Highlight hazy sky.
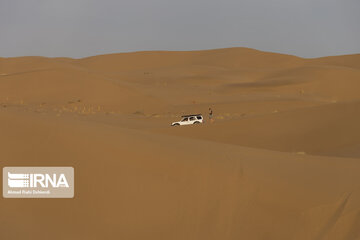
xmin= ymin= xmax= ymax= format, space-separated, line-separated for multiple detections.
xmin=1 ymin=0 xmax=359 ymax=58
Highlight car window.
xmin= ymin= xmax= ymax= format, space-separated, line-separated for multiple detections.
xmin=181 ymin=118 xmax=188 ymax=122
xmin=190 ymin=117 xmax=196 ymax=121
xmin=197 ymin=116 xmax=202 ymax=120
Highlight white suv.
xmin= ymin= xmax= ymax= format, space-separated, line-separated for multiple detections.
xmin=171 ymin=114 xmax=204 ymax=126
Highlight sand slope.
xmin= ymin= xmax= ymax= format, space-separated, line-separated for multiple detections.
xmin=156 ymin=101 xmax=360 ymax=158
xmin=1 ymin=48 xmax=360 ymax=240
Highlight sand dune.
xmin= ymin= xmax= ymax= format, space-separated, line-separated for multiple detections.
xmin=156 ymin=101 xmax=360 ymax=158
xmin=1 ymin=47 xmax=360 ymax=240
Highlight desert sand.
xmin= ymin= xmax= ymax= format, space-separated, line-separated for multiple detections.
xmin=1 ymin=47 xmax=360 ymax=240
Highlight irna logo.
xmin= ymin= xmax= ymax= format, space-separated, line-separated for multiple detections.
xmin=8 ymin=172 xmax=69 ymax=188
xmin=3 ymin=167 xmax=74 ymax=198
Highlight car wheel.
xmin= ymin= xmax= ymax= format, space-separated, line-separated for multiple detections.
xmin=173 ymin=123 xmax=180 ymax=126
xmin=193 ymin=121 xmax=200 ymax=124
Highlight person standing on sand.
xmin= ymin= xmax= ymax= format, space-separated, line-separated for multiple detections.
xmin=209 ymin=108 xmax=213 ymax=123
